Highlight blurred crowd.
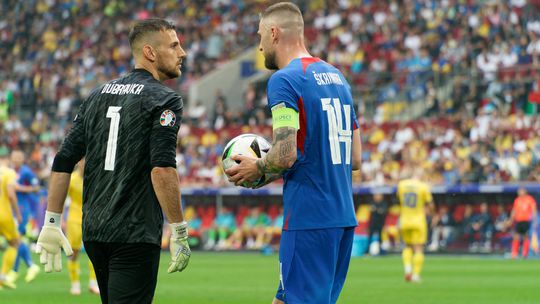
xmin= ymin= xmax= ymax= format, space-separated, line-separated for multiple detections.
xmin=178 ymin=105 xmax=540 ymax=187
xmin=187 ymin=0 xmax=540 ymax=127
xmin=359 ymin=108 xmax=540 ymax=185
xmin=0 ymin=0 xmax=267 ymax=123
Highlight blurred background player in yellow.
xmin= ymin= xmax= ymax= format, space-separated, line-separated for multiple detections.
xmin=397 ymin=170 xmax=434 ymax=283
xmin=65 ymin=159 xmax=99 ymax=295
xmin=6 ymin=150 xmax=41 ymax=286
xmin=0 ymin=153 xmax=22 ymax=289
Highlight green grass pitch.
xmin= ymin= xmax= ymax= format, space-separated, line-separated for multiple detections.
xmin=1 ymin=252 xmax=538 ymax=303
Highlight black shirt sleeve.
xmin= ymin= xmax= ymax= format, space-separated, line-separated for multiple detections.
xmin=149 ymin=93 xmax=183 ymax=168
xmin=52 ymin=99 xmax=87 ymax=173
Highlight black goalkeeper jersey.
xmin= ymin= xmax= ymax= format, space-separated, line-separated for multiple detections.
xmin=56 ymin=69 xmax=183 ymax=245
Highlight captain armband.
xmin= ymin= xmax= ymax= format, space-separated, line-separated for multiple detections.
xmin=271 ymin=106 xmax=299 ymax=130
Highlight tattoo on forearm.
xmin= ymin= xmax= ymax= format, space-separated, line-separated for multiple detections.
xmin=257 ymin=127 xmax=297 ymax=175
xmin=279 ymin=142 xmax=294 ymax=159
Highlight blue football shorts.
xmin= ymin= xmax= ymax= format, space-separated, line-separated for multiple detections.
xmin=276 ymin=227 xmax=355 ymax=304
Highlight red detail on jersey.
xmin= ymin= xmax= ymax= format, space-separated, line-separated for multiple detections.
xmin=297 ymin=97 xmax=307 ymax=155
xmin=353 ymin=119 xmax=359 ymax=130
xmin=284 ymin=213 xmax=290 ymax=230
xmin=301 ymin=57 xmax=321 ymax=74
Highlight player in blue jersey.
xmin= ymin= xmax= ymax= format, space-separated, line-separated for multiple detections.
xmin=225 ymin=2 xmax=362 ymax=303
xmin=6 ymin=150 xmax=40 ymax=285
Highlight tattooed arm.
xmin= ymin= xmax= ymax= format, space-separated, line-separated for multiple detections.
xmin=225 ymin=126 xmax=298 ymax=187
xmin=256 ymin=126 xmax=297 ymax=176
xmin=247 ymin=126 xmax=297 ymax=188
xmin=225 ymin=125 xmax=298 ymax=187
xmin=225 ymin=103 xmax=299 ymax=187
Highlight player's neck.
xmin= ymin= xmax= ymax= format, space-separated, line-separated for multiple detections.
xmin=134 ymin=62 xmax=161 ymax=81
xmin=277 ymin=43 xmax=311 ymax=69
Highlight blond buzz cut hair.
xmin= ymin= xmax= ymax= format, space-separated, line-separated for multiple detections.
xmin=261 ymin=2 xmax=304 ymax=36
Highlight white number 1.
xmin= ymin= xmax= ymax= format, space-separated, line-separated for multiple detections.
xmin=105 ymin=106 xmax=122 ymax=171
xmin=321 ymin=98 xmax=351 ymax=165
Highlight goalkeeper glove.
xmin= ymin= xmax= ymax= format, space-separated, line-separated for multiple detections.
xmin=168 ymin=221 xmax=191 ymax=273
xmin=36 ymin=211 xmax=73 ymax=272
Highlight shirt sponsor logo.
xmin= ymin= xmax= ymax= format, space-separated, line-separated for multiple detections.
xmin=160 ymin=110 xmax=176 ymax=127
xmin=101 ymin=83 xmax=145 ymax=95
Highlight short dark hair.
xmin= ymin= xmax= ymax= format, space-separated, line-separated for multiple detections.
xmin=261 ymin=2 xmax=302 ymax=19
xmin=260 ymin=2 xmax=304 ymax=32
xmin=128 ymin=18 xmax=175 ymax=49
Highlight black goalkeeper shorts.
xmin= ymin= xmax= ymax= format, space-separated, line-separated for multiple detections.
xmin=515 ymin=221 xmax=531 ymax=235
xmin=85 ymin=241 xmax=161 ymax=304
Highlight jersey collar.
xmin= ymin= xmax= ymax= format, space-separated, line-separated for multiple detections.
xmin=132 ymin=68 xmax=154 ymax=78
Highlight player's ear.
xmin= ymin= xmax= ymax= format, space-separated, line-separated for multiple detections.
xmin=142 ymin=44 xmax=157 ymax=62
xmin=270 ymin=25 xmax=279 ymax=43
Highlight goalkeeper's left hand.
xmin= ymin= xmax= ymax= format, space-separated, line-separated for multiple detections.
xmin=168 ymin=221 xmax=191 ymax=273
xmin=36 ymin=211 xmax=73 ymax=272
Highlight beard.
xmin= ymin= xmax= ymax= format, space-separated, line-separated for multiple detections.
xmin=264 ymin=51 xmax=278 ymax=70
xmin=156 ymin=53 xmax=181 ymax=80
xmin=158 ymin=63 xmax=180 ymax=80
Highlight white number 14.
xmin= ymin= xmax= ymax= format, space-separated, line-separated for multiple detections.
xmin=321 ymin=98 xmax=351 ymax=165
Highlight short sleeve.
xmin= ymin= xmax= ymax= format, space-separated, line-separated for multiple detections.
xmin=149 ymin=93 xmax=183 ymax=168
xmin=267 ymin=72 xmax=300 ymax=112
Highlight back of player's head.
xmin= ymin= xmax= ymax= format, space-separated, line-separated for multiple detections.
xmin=128 ymin=18 xmax=175 ymax=52
xmin=261 ymin=2 xmax=304 ymax=37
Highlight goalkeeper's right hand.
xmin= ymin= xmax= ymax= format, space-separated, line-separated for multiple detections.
xmin=36 ymin=211 xmax=73 ymax=272
xmin=168 ymin=221 xmax=191 ymax=273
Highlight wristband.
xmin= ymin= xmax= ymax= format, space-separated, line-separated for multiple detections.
xmin=44 ymin=211 xmax=62 ymax=228
xmin=170 ymin=221 xmax=188 ymax=239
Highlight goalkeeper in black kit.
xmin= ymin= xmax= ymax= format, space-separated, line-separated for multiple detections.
xmin=35 ymin=18 xmax=190 ymax=304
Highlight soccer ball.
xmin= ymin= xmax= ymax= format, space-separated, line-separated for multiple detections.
xmin=222 ymin=134 xmax=271 ymax=188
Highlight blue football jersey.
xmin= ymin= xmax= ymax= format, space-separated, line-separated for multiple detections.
xmin=267 ymin=57 xmax=359 ymax=230
xmin=16 ymin=165 xmax=39 ymax=205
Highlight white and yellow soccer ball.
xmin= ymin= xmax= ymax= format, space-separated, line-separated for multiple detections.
xmin=221 ymin=134 xmax=271 ymax=188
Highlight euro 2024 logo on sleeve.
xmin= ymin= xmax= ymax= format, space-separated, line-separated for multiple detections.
xmin=160 ymin=109 xmax=176 ymax=127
